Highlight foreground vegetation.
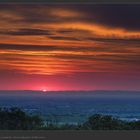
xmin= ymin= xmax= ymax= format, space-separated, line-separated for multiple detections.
xmin=0 ymin=107 xmax=140 ymax=130
xmin=0 ymin=107 xmax=43 ymax=130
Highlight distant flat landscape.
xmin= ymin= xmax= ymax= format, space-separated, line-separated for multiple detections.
xmin=0 ymin=90 xmax=140 ymax=124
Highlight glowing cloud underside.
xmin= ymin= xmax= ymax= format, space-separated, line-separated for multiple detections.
xmin=0 ymin=4 xmax=140 ymax=90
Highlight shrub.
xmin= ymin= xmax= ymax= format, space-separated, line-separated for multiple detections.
xmin=0 ymin=107 xmax=43 ymax=130
xmin=82 ymin=114 xmax=126 ymax=130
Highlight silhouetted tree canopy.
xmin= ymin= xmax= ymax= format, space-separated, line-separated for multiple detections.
xmin=0 ymin=107 xmax=43 ymax=130
xmin=0 ymin=107 xmax=140 ymax=130
xmin=82 ymin=114 xmax=126 ymax=130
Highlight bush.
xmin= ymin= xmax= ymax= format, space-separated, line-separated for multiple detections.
xmin=1 ymin=107 xmax=140 ymax=130
xmin=82 ymin=114 xmax=127 ymax=130
xmin=0 ymin=107 xmax=43 ymax=130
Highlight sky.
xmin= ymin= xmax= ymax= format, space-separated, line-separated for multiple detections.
xmin=0 ymin=4 xmax=140 ymax=91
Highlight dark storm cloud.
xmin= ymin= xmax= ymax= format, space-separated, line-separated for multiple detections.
xmin=95 ymin=54 xmax=140 ymax=64
xmin=0 ymin=4 xmax=58 ymax=23
xmin=0 ymin=4 xmax=82 ymax=24
xmin=0 ymin=43 xmax=106 ymax=52
xmin=70 ymin=4 xmax=140 ymax=31
xmin=0 ymin=40 xmax=139 ymax=54
xmin=87 ymin=37 xmax=140 ymax=43
xmin=57 ymin=29 xmax=89 ymax=33
xmin=49 ymin=36 xmax=81 ymax=41
xmin=0 ymin=28 xmax=53 ymax=36
xmin=0 ymin=43 xmax=101 ymax=52
xmin=1 ymin=4 xmax=140 ymax=31
xmin=52 ymin=53 xmax=140 ymax=65
xmin=0 ymin=43 xmax=57 ymax=51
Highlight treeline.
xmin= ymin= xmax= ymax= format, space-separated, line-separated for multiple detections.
xmin=0 ymin=107 xmax=140 ymax=130
xmin=41 ymin=114 xmax=140 ymax=130
xmin=0 ymin=107 xmax=42 ymax=130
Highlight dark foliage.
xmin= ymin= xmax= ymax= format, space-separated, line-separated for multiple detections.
xmin=82 ymin=114 xmax=127 ymax=130
xmin=0 ymin=107 xmax=43 ymax=130
xmin=1 ymin=107 xmax=140 ymax=130
xmin=127 ymin=121 xmax=140 ymax=130
xmin=81 ymin=114 xmax=140 ymax=130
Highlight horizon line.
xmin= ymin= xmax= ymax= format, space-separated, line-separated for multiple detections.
xmin=0 ymin=89 xmax=140 ymax=92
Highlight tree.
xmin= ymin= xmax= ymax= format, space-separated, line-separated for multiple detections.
xmin=0 ymin=107 xmax=43 ymax=130
xmin=82 ymin=114 xmax=125 ymax=130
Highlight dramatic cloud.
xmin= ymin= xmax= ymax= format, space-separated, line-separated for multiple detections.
xmin=0 ymin=28 xmax=53 ymax=36
xmin=0 ymin=4 xmax=140 ymax=90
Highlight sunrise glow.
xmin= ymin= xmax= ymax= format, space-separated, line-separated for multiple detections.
xmin=42 ymin=89 xmax=47 ymax=92
xmin=0 ymin=4 xmax=140 ymax=91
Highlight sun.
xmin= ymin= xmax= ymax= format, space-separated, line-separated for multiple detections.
xmin=40 ymin=86 xmax=50 ymax=92
xmin=42 ymin=89 xmax=47 ymax=92
xmin=41 ymin=87 xmax=48 ymax=92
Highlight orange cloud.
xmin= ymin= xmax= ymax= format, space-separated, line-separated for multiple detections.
xmin=0 ymin=5 xmax=140 ymax=76
xmin=44 ymin=22 xmax=140 ymax=39
xmin=48 ymin=8 xmax=82 ymax=18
